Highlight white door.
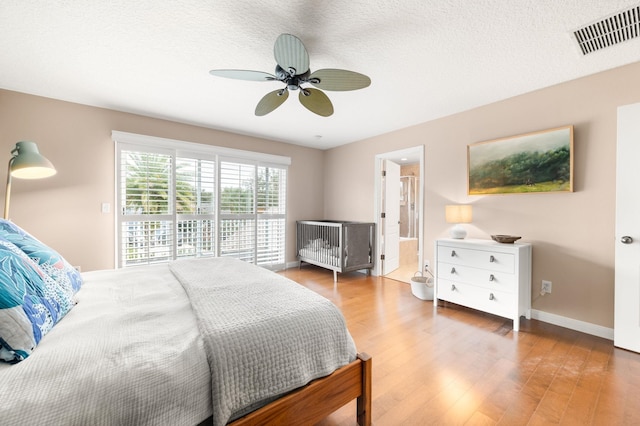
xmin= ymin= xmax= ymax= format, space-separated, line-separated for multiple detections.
xmin=614 ymin=102 xmax=640 ymax=352
xmin=383 ymin=160 xmax=400 ymax=275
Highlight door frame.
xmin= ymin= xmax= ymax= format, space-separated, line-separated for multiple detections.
xmin=381 ymin=159 xmax=401 ymax=275
xmin=373 ymin=145 xmax=424 ymax=277
xmin=614 ymin=101 xmax=640 ymax=352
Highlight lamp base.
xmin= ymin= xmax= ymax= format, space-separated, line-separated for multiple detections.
xmin=449 ymin=224 xmax=467 ymax=239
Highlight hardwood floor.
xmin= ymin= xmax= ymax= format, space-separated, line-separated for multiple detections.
xmin=279 ymin=266 xmax=640 ymax=426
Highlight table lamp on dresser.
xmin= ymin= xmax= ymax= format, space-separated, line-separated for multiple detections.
xmin=445 ymin=204 xmax=472 ymax=239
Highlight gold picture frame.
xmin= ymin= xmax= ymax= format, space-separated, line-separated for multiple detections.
xmin=468 ymin=125 xmax=574 ymax=195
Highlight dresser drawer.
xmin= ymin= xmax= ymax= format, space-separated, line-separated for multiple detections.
xmin=437 ymin=245 xmax=514 ymax=273
xmin=436 ymin=262 xmax=516 ymax=292
xmin=437 ymin=279 xmax=516 ymax=319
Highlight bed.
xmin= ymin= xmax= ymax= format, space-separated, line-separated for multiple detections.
xmin=297 ymin=220 xmax=375 ymax=282
xmin=0 ymin=220 xmax=371 ymax=426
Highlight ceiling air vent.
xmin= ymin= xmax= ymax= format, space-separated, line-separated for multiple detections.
xmin=573 ymin=5 xmax=640 ymax=55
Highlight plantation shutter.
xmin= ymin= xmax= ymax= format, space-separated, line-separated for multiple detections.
xmin=114 ymin=131 xmax=289 ymax=270
xmin=175 ymin=156 xmax=216 ymax=259
xmin=257 ymin=166 xmax=287 ymax=268
xmin=219 ymin=161 xmax=256 ymax=262
xmin=119 ymin=149 xmax=174 ymax=266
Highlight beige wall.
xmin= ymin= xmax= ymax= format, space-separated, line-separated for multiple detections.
xmin=324 ymin=61 xmax=640 ymax=329
xmin=4 ymin=61 xmax=640 ymax=329
xmin=0 ymin=89 xmax=325 ymax=271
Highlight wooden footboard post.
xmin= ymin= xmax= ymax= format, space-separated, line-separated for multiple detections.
xmin=357 ymin=353 xmax=372 ymax=426
xmin=229 ymin=353 xmax=372 ymax=426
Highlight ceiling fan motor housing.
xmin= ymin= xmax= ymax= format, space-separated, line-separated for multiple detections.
xmin=275 ymin=65 xmax=313 ymax=91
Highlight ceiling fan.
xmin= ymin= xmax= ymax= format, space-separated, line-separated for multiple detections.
xmin=209 ymin=34 xmax=371 ymax=117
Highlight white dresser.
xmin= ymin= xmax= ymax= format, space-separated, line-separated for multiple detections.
xmin=434 ymin=238 xmax=532 ymax=331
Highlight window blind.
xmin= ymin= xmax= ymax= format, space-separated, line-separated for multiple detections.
xmin=114 ymin=131 xmax=289 ymax=270
xmin=119 ymin=150 xmax=173 ymax=266
xmin=175 ymin=157 xmax=216 ymax=259
xmin=256 ymin=166 xmax=286 ymax=267
xmin=219 ymin=161 xmax=256 ymax=262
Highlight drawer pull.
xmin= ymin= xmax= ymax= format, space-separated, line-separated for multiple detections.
xmin=489 ymin=255 xmax=495 ymax=263
xmin=450 ymin=250 xmax=456 ymax=257
xmin=450 ymin=267 xmax=456 ymax=274
xmin=451 ymin=284 xmax=456 ymax=291
xmin=489 ymin=274 xmax=495 ymax=282
xmin=489 ymin=293 xmax=495 ymax=301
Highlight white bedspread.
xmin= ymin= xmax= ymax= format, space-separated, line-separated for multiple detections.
xmin=170 ymin=257 xmax=357 ymax=426
xmin=0 ymin=264 xmax=212 ymax=426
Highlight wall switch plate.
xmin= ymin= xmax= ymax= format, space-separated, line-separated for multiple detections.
xmin=101 ymin=202 xmax=111 ymax=214
xmin=541 ymin=280 xmax=552 ymax=295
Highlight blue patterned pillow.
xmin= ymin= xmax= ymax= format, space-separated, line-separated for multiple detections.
xmin=0 ymin=220 xmax=82 ymax=297
xmin=0 ymin=238 xmax=75 ymax=363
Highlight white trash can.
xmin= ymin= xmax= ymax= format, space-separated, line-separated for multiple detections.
xmin=410 ymin=272 xmax=434 ymax=301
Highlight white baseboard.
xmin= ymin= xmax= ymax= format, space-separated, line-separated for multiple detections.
xmin=286 ymin=261 xmax=300 ymax=269
xmin=530 ymin=309 xmax=614 ymax=340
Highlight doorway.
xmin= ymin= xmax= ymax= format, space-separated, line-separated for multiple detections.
xmin=374 ymin=146 xmax=424 ymax=283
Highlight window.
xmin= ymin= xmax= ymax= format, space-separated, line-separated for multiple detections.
xmin=114 ymin=131 xmax=289 ymax=270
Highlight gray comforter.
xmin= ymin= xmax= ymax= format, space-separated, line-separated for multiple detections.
xmin=170 ymin=257 xmax=357 ymax=426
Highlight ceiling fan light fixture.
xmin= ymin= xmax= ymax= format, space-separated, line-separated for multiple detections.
xmin=209 ymin=33 xmax=370 ymax=117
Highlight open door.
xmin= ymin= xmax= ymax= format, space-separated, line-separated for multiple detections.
xmin=614 ymin=102 xmax=640 ymax=352
xmin=374 ymin=146 xmax=424 ymax=280
xmin=381 ymin=159 xmax=400 ymax=275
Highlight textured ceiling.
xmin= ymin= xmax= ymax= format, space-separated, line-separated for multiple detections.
xmin=1 ymin=1 xmax=640 ymax=149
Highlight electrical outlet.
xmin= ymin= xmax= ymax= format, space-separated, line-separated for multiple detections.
xmin=541 ymin=280 xmax=552 ymax=295
xmin=424 ymin=260 xmax=430 ymax=271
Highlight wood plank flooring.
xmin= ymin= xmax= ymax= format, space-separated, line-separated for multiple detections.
xmin=278 ymin=266 xmax=640 ymax=426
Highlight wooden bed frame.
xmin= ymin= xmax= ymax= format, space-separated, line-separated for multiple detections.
xmin=230 ymin=353 xmax=372 ymax=425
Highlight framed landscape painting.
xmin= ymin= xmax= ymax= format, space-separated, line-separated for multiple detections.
xmin=468 ymin=125 xmax=574 ymax=195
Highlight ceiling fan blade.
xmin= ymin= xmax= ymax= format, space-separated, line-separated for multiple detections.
xmin=298 ymin=88 xmax=333 ymax=117
xmin=274 ymin=34 xmax=310 ymax=75
xmin=255 ymin=89 xmax=289 ymax=116
xmin=308 ymin=69 xmax=371 ymax=91
xmin=209 ymin=69 xmax=276 ymax=81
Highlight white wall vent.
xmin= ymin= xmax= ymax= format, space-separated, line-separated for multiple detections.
xmin=573 ymin=5 xmax=640 ymax=55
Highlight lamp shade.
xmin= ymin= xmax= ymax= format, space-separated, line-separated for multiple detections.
xmin=10 ymin=141 xmax=56 ymax=179
xmin=4 ymin=141 xmax=57 ymax=220
xmin=445 ymin=204 xmax=473 ymax=224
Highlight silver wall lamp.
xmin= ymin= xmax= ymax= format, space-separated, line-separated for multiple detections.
xmin=4 ymin=141 xmax=56 ymax=219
